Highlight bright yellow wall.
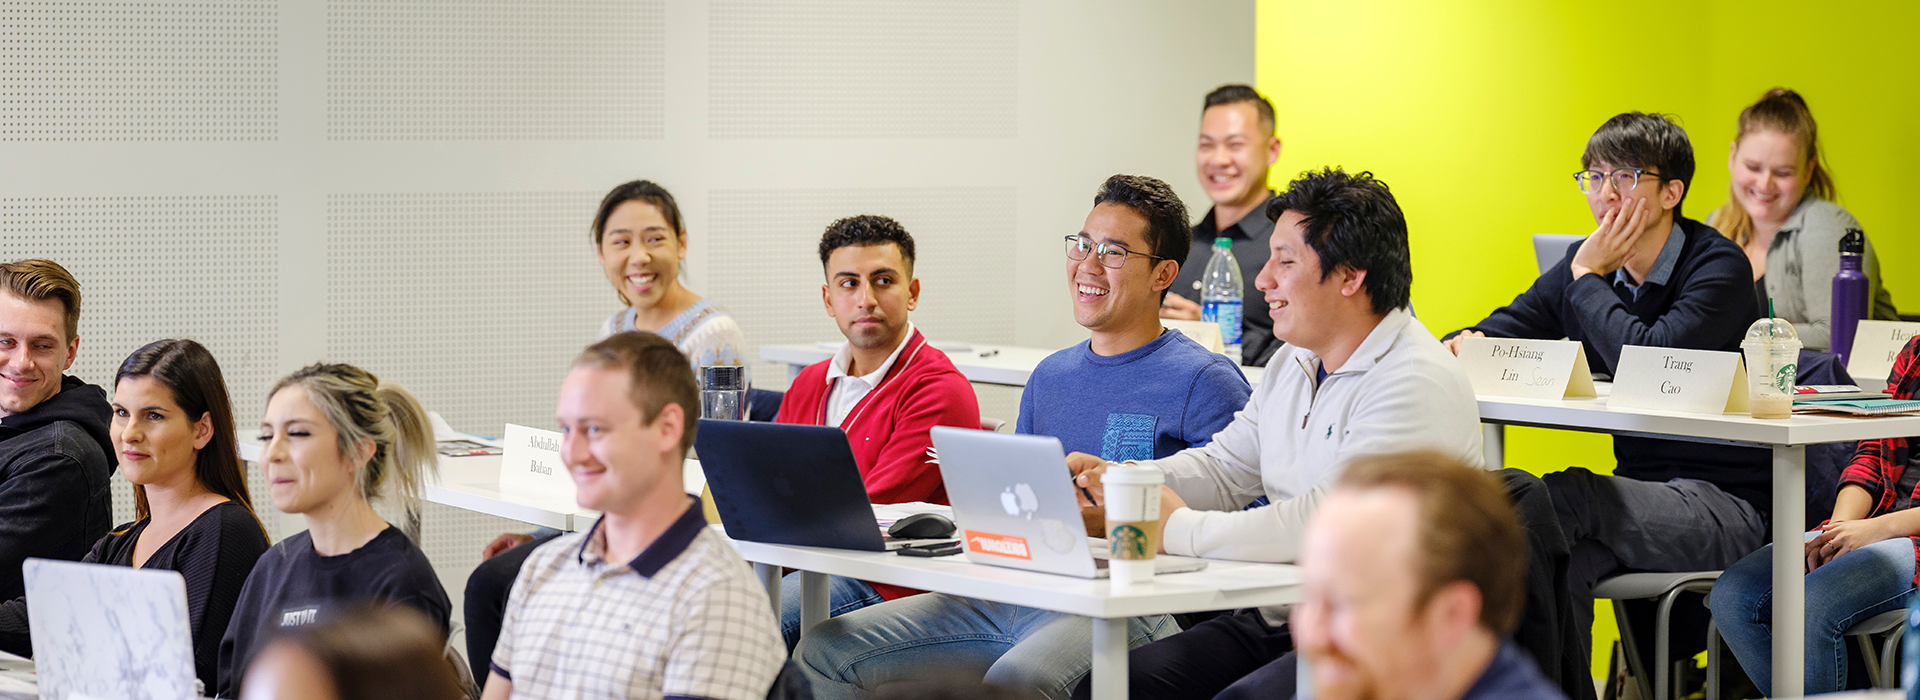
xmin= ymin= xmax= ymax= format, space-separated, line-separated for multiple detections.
xmin=1256 ymin=0 xmax=1918 ymax=679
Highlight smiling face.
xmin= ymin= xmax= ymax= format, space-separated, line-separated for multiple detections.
xmin=1729 ymin=130 xmax=1810 ymax=225
xmin=0 ymin=291 xmax=77 ymax=417
xmin=1255 ymin=210 xmax=1367 ymax=351
xmin=555 ymin=364 xmax=684 ymax=516
xmin=1196 ymin=103 xmax=1279 ymax=209
xmin=112 ymin=375 xmax=213 ymax=490
xmin=822 ymin=243 xmax=919 ymax=353
xmin=259 ymin=385 xmax=366 ymax=515
xmin=1292 ymin=488 xmax=1449 ymax=700
xmin=1068 ymin=203 xmax=1175 ymax=334
xmin=596 ymin=200 xmax=686 ymax=311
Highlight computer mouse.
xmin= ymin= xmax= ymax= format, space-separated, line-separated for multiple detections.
xmin=887 ymin=513 xmax=957 ymax=540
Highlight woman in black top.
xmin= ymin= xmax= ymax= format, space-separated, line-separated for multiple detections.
xmin=0 ymin=339 xmax=271 ymax=694
xmin=215 ymin=363 xmax=450 ymax=698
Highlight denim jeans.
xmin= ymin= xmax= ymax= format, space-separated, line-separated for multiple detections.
xmin=794 ymin=593 xmax=1178 ymax=700
xmin=1707 ymin=532 xmax=1917 ymax=695
xmin=779 ymin=572 xmax=886 ymax=650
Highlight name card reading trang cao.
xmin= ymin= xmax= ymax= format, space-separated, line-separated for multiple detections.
xmin=1456 ymin=336 xmax=1596 ymax=400
xmin=501 ymin=424 xmax=574 ymax=497
xmin=1608 ymin=345 xmax=1750 ymax=415
xmin=1848 ymin=320 xmax=1920 ymax=384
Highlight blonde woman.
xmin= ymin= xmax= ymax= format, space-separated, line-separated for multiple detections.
xmin=214 ymin=363 xmax=449 ymax=697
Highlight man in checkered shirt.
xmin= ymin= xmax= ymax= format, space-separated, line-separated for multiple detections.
xmin=481 ymin=332 xmax=785 ymax=700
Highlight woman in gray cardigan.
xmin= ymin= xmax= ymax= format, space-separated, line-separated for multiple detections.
xmin=1708 ymin=88 xmax=1900 ymax=351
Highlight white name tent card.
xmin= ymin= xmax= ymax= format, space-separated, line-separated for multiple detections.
xmin=1456 ymin=336 xmax=1595 ymax=400
xmin=1849 ymin=320 xmax=1920 ymax=384
xmin=501 ymin=424 xmax=574 ymax=497
xmin=1609 ymin=345 xmax=1749 ymax=415
xmin=1162 ymin=319 xmax=1225 ymax=354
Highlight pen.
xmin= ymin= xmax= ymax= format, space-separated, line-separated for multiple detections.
xmin=979 ymin=349 xmax=999 ymax=357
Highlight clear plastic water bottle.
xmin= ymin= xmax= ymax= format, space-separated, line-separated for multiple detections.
xmin=1201 ymin=237 xmax=1245 ymax=365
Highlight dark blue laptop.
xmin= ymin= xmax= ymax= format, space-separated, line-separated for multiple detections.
xmin=693 ymin=421 xmax=888 ymax=552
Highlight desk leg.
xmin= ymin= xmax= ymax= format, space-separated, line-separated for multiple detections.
xmin=1481 ymin=424 xmax=1505 ymax=469
xmin=754 ymin=563 xmax=781 ymax=617
xmin=1089 ymin=616 xmax=1127 ymax=700
xmin=1771 ymin=444 xmax=1805 ymax=697
xmin=799 ymin=571 xmax=829 ymax=639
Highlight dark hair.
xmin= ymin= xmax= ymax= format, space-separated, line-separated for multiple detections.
xmin=1203 ymin=84 xmax=1276 ymax=135
xmin=118 ymin=340 xmax=264 ymax=531
xmin=1091 ymin=174 xmax=1190 ymax=300
xmin=0 ymin=258 xmax=81 ymax=342
xmin=1337 ymin=451 xmax=1527 ymax=636
xmin=590 ymin=180 xmax=686 ymax=246
xmin=1581 ymin=112 xmax=1696 ymax=217
xmin=574 ymin=332 xmax=699 ymax=459
xmin=817 ymin=215 xmax=917 ymax=274
xmin=1709 ymin=88 xmax=1836 ymax=247
xmin=1264 ymin=168 xmax=1411 ymax=315
xmin=247 ymin=604 xmax=465 ymax=700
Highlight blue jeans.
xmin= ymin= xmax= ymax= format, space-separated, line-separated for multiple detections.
xmin=1708 ymin=532 xmax=1917 ymax=695
xmin=780 ymin=572 xmax=887 ymax=650
xmin=794 ymin=593 xmax=1178 ymax=700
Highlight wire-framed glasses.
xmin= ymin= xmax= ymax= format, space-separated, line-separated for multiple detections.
xmin=1063 ymin=235 xmax=1169 ymax=269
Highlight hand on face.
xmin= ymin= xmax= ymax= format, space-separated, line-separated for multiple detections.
xmin=1570 ymin=196 xmax=1650 ymax=280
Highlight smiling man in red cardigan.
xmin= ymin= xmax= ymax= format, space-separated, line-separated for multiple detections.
xmin=771 ymin=214 xmax=980 ymax=646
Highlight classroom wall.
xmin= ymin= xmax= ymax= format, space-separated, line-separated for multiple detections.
xmin=1255 ymin=0 xmax=1918 ymax=677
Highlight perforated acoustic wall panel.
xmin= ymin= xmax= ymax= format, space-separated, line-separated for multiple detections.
xmin=0 ymin=1 xmax=277 ymax=141
xmin=709 ymin=0 xmax=1017 ymax=139
xmin=326 ymin=0 xmax=666 ymax=140
xmin=323 ymin=192 xmax=615 ymax=436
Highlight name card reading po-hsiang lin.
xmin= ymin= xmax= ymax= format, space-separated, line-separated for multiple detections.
xmin=501 ymin=423 xmax=573 ymax=496
xmin=1849 ymin=320 xmax=1920 ymax=384
xmin=1608 ymin=345 xmax=1750 ymax=415
xmin=1456 ymin=336 xmax=1596 ymax=400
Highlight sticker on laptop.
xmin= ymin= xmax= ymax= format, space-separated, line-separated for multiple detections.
xmin=964 ymin=530 xmax=1031 ymax=560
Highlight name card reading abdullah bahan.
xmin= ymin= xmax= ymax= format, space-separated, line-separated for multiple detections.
xmin=1456 ymin=336 xmax=1595 ymax=400
xmin=1609 ymin=345 xmax=1750 ymax=415
xmin=501 ymin=423 xmax=574 ymax=497
xmin=1849 ymin=320 xmax=1920 ymax=383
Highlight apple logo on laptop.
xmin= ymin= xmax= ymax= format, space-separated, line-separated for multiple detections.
xmin=1001 ymin=484 xmax=1039 ymax=518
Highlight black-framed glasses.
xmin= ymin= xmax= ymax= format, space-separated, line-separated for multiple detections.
xmin=1064 ymin=235 xmax=1170 ymax=269
xmin=1573 ymin=167 xmax=1671 ymax=195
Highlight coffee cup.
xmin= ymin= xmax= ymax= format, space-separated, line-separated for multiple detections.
xmin=1741 ymin=318 xmax=1801 ymax=420
xmin=1101 ymin=463 xmax=1164 ymax=588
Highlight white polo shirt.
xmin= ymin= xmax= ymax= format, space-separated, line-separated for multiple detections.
xmin=490 ymin=497 xmax=784 ymax=700
xmin=822 ymin=322 xmax=915 ymax=427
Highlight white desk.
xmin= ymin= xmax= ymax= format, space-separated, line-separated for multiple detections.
xmin=718 ymin=528 xmax=1302 ymax=700
xmin=761 ymin=341 xmax=1269 ymax=387
xmin=1477 ymin=383 xmax=1920 ymax=698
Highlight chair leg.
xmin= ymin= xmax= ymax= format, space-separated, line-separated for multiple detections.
xmin=1615 ymin=601 xmax=1655 ymax=700
xmin=1857 ymin=634 xmax=1882 ymax=688
xmin=1704 ymin=619 xmax=1722 ymax=700
xmin=1882 ymin=626 xmax=1907 ymax=688
xmin=1654 ymin=590 xmax=1679 ymax=700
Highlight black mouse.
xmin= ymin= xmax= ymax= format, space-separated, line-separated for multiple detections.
xmin=887 ymin=512 xmax=957 ymax=540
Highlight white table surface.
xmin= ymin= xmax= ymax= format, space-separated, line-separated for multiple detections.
xmin=761 ymin=341 xmax=1268 ymax=387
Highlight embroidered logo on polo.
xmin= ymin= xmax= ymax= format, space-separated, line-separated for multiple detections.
xmin=1101 ymin=413 xmax=1158 ymax=462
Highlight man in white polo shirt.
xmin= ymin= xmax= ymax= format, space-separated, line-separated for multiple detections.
xmin=481 ymin=332 xmax=784 ymax=700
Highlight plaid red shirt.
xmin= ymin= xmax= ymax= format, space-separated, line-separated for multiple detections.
xmin=1835 ymin=335 xmax=1920 ymax=583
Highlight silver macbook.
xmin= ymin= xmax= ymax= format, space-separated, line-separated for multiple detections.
xmin=1533 ymin=233 xmax=1585 ymax=274
xmin=931 ymin=427 xmax=1207 ymax=579
xmin=25 ymin=558 xmax=199 ymax=700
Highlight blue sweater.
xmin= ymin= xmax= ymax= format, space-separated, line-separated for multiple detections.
xmin=1018 ymin=330 xmax=1250 ymax=460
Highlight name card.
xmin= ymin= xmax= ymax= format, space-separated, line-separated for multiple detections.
xmin=1162 ymin=319 xmax=1225 ymax=354
xmin=1609 ymin=345 xmax=1750 ymax=414
xmin=501 ymin=424 xmax=574 ymax=497
xmin=1456 ymin=336 xmax=1596 ymax=400
xmin=1849 ymin=321 xmax=1920 ymax=384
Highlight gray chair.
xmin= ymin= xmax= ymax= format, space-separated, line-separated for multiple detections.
xmin=1703 ymin=607 xmax=1907 ymax=697
xmin=1594 ymin=571 xmax=1721 ymax=700
xmin=981 ymin=417 xmax=1008 ymax=433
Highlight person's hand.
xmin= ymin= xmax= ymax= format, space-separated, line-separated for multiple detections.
xmin=1443 ymin=330 xmax=1484 ymax=356
xmin=1160 ymin=293 xmax=1202 ymax=321
xmin=482 ymin=532 xmax=534 ymax=560
xmin=1068 ymin=452 xmax=1108 ymax=506
xmin=1805 ymin=518 xmax=1891 ymax=572
xmin=1570 ymin=196 xmax=1650 ymax=280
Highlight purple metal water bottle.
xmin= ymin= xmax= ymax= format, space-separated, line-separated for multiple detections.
xmin=1832 ymin=228 xmax=1869 ymax=362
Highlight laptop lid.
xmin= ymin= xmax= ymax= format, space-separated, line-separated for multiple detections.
xmin=24 ymin=558 xmax=196 ymax=700
xmin=931 ymin=426 xmax=1099 ymax=577
xmin=694 ymin=420 xmax=886 ymax=552
xmin=1533 ymin=234 xmax=1585 ymax=275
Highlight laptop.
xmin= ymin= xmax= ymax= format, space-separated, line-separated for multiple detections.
xmin=930 ymin=427 xmax=1207 ymax=579
xmin=695 ymin=421 xmax=900 ymax=552
xmin=25 ymin=558 xmax=198 ymax=700
xmin=1533 ymin=233 xmax=1585 ymax=274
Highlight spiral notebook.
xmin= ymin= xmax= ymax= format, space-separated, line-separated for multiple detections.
xmin=1792 ymin=398 xmax=1920 ymax=417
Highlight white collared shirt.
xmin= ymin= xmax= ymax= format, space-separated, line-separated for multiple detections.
xmin=823 ymin=323 xmax=915 ymax=428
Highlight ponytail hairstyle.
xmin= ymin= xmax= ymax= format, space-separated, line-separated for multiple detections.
xmin=1710 ymin=88 xmax=1838 ymax=247
xmin=117 ymin=339 xmax=264 ymax=534
xmin=269 ymin=363 xmax=436 ymax=518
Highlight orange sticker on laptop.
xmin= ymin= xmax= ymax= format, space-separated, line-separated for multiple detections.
xmin=964 ymin=530 xmax=1031 ymax=560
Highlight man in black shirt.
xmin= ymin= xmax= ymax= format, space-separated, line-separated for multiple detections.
xmin=0 ymin=259 xmax=113 ymax=601
xmin=1164 ymin=84 xmax=1285 ymax=366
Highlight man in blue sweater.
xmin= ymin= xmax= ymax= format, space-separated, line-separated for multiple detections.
xmin=1442 ymin=112 xmax=1764 ymax=667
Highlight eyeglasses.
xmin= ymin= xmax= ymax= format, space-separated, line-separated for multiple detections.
xmin=1573 ymin=167 xmax=1670 ymax=195
xmin=1064 ymin=235 xmax=1170 ymax=269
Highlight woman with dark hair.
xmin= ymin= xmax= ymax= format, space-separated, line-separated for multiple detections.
xmin=238 ymin=604 xmax=465 ymax=700
xmin=0 ymin=338 xmax=272 ymax=694
xmin=592 ymin=179 xmax=747 ymax=368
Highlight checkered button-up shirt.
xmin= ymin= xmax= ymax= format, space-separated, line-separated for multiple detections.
xmin=490 ymin=498 xmax=784 ymax=700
